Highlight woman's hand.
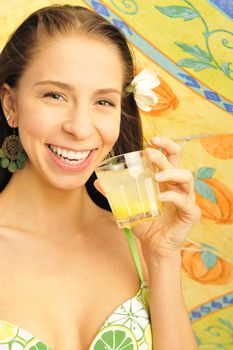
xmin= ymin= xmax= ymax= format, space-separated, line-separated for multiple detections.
xmin=94 ymin=136 xmax=201 ymax=261
xmin=132 ymin=136 xmax=201 ymax=261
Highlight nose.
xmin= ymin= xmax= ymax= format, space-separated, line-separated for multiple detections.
xmin=61 ymin=103 xmax=94 ymax=140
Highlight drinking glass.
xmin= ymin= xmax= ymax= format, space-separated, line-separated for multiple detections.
xmin=95 ymin=150 xmax=162 ymax=228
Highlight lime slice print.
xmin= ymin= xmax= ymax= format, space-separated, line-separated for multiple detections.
xmin=24 ymin=338 xmax=51 ymax=350
xmin=106 ymin=297 xmax=149 ymax=342
xmin=0 ymin=321 xmax=18 ymax=343
xmin=89 ymin=325 xmax=137 ymax=350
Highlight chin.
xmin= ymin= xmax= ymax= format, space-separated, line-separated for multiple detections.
xmin=49 ymin=178 xmax=87 ymax=192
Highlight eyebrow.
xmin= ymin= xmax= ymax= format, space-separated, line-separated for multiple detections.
xmin=34 ymin=80 xmax=122 ymax=95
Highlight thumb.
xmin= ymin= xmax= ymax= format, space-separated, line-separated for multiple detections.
xmin=93 ymin=179 xmax=106 ymax=197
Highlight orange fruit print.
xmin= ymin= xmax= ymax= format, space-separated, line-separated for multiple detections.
xmin=146 ymin=76 xmax=179 ymax=117
xmin=181 ymin=242 xmax=233 ymax=285
xmin=194 ymin=167 xmax=233 ymax=223
xmin=200 ymin=134 xmax=233 ymax=159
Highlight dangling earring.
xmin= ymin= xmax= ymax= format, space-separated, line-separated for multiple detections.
xmin=0 ymin=119 xmax=27 ymax=173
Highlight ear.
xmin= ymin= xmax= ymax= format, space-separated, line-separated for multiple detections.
xmin=0 ymin=83 xmax=18 ymax=127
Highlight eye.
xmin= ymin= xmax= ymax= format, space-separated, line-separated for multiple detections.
xmin=43 ymin=92 xmax=65 ymax=101
xmin=97 ymin=99 xmax=115 ymax=107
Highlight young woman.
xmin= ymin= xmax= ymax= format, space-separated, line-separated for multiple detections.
xmin=0 ymin=5 xmax=200 ymax=349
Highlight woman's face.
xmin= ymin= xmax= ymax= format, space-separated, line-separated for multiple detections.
xmin=10 ymin=36 xmax=124 ymax=190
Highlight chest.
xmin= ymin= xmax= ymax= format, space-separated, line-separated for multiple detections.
xmin=0 ymin=228 xmax=145 ymax=349
xmin=0 ymin=282 xmax=150 ymax=349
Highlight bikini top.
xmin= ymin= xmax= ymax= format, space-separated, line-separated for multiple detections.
xmin=0 ymin=228 xmax=152 ymax=349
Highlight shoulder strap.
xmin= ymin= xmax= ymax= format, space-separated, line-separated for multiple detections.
xmin=123 ymin=227 xmax=144 ymax=283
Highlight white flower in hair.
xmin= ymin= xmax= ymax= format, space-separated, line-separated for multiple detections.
xmin=126 ymin=69 xmax=160 ymax=112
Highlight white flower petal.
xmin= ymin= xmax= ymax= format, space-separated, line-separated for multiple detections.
xmin=135 ymin=99 xmax=152 ymax=112
xmin=132 ymin=69 xmax=160 ymax=90
xmin=134 ymin=88 xmax=158 ymax=111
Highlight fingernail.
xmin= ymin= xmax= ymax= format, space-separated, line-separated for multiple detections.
xmin=155 ymin=172 xmax=164 ymax=179
xmin=158 ymin=192 xmax=166 ymax=200
xmin=145 ymin=148 xmax=154 ymax=156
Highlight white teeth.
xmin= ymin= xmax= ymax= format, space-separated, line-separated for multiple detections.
xmin=69 ymin=151 xmax=75 ymax=159
xmin=62 ymin=149 xmax=68 ymax=158
xmin=63 ymin=158 xmax=85 ymax=165
xmin=49 ymin=145 xmax=91 ymax=162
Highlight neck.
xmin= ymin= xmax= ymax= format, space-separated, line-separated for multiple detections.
xmin=0 ymin=165 xmax=100 ymax=240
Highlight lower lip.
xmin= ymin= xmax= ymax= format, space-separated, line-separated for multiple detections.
xmin=47 ymin=145 xmax=96 ymax=172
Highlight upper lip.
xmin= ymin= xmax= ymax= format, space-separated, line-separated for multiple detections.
xmin=48 ymin=144 xmax=96 ymax=152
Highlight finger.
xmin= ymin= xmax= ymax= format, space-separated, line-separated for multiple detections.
xmin=158 ymin=191 xmax=201 ymax=224
xmin=145 ymin=147 xmax=173 ymax=171
xmin=150 ymin=136 xmax=181 ymax=167
xmin=155 ymin=169 xmax=195 ymax=198
xmin=93 ymin=179 xmax=106 ymax=197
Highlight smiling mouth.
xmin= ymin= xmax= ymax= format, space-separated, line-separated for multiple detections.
xmin=48 ymin=144 xmax=92 ymax=165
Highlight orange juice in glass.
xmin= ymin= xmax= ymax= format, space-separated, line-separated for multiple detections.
xmin=95 ymin=150 xmax=162 ymax=228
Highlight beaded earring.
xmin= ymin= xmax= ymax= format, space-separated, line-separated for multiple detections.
xmin=0 ymin=118 xmax=27 ymax=173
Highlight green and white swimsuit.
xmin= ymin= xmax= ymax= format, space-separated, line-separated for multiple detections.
xmin=0 ymin=228 xmax=152 ymax=349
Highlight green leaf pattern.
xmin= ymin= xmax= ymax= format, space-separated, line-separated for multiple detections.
xmin=175 ymin=42 xmax=212 ymax=62
xmin=197 ymin=167 xmax=216 ymax=180
xmin=177 ymin=58 xmax=216 ymax=71
xmin=111 ymin=0 xmax=138 ymax=15
xmin=155 ymin=6 xmax=198 ymax=21
xmin=155 ymin=2 xmax=233 ymax=79
xmin=194 ymin=179 xmax=217 ymax=204
xmin=201 ymin=251 xmax=218 ymax=270
xmin=221 ymin=62 xmax=232 ymax=78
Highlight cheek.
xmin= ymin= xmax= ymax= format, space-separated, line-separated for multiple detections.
xmin=17 ymin=93 xmax=56 ymax=129
xmin=18 ymin=115 xmax=51 ymax=143
xmin=16 ymin=102 xmax=53 ymax=145
xmin=99 ymin=114 xmax=121 ymax=145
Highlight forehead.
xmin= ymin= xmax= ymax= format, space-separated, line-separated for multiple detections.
xmin=18 ymin=36 xmax=124 ymax=90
